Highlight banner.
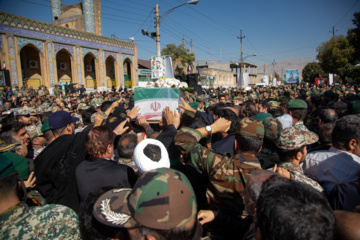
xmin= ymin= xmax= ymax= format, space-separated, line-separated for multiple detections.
xmin=135 ymin=88 xmax=181 ymax=121
xmin=285 ymin=70 xmax=299 ymax=84
xmin=151 ymin=56 xmax=165 ymax=79
xmin=243 ymin=72 xmax=249 ymax=87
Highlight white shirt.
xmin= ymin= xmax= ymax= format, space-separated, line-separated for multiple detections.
xmin=303 ymin=146 xmax=360 ymax=194
xmin=277 ymin=113 xmax=293 ymax=129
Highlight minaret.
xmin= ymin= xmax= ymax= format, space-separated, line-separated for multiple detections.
xmin=82 ymin=0 xmax=96 ymax=34
xmin=50 ymin=0 xmax=62 ymax=23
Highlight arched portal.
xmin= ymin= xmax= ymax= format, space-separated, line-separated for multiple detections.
xmin=123 ymin=58 xmax=132 ymax=88
xmin=84 ymin=53 xmax=96 ymax=89
xmin=20 ymin=44 xmax=42 ymax=88
xmin=56 ymin=49 xmax=72 ymax=91
xmin=105 ymin=56 xmax=116 ymax=89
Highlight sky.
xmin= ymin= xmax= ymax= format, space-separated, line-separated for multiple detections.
xmin=1 ymin=0 xmax=359 ymax=67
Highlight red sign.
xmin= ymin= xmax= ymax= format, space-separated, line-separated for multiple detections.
xmin=315 ymin=78 xmax=328 ymax=85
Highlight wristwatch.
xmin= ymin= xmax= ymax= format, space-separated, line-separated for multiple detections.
xmin=205 ymin=125 xmax=212 ymax=135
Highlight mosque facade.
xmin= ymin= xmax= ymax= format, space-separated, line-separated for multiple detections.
xmin=0 ymin=0 xmax=138 ymax=91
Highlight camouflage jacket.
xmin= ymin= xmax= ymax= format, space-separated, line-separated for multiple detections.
xmin=175 ymin=127 xmax=261 ymax=215
xmin=0 ymin=202 xmax=81 ymax=239
xmin=279 ymin=162 xmax=324 ymax=192
xmin=118 ymin=157 xmax=139 ymax=173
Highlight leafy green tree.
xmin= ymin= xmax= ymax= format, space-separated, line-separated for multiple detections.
xmin=302 ymin=62 xmax=325 ymax=83
xmin=161 ymin=44 xmax=195 ymax=68
xmin=347 ymin=12 xmax=360 ymax=64
xmin=316 ymin=35 xmax=354 ymax=81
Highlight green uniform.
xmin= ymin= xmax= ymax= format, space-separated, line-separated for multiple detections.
xmin=0 ymin=202 xmax=81 ymax=239
xmin=175 ymin=127 xmax=261 ymax=215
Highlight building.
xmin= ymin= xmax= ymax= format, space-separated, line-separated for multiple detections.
xmin=197 ymin=61 xmax=259 ymax=88
xmin=0 ymin=0 xmax=138 ymax=91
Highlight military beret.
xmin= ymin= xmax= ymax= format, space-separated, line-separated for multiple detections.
xmin=324 ymin=90 xmax=335 ymax=97
xmin=189 ymin=102 xmax=199 ymax=110
xmin=287 ymin=99 xmax=307 ymax=109
xmin=236 ymin=118 xmax=264 ymax=138
xmin=253 ymin=113 xmax=272 ymax=122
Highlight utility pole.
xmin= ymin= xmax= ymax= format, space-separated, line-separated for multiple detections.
xmin=155 ymin=4 xmax=160 ymax=56
xmin=237 ymin=30 xmax=245 ymax=87
xmin=272 ymin=59 xmax=276 ymax=82
xmin=264 ymin=64 xmax=266 ymax=75
xmin=190 ymin=39 xmax=193 ymax=53
xmin=182 ymin=36 xmax=185 ymax=50
xmin=330 ymin=26 xmax=337 ymax=39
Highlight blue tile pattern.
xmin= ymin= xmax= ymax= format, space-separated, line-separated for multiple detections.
xmin=76 ymin=47 xmax=82 ymax=85
xmin=82 ymin=47 xmax=97 ymax=58
xmin=82 ymin=0 xmax=95 ymax=34
xmin=17 ymin=37 xmax=43 ymax=52
xmin=47 ymin=42 xmax=55 ymax=85
xmin=8 ymin=37 xmax=18 ymax=85
xmin=100 ymin=51 xmax=104 ymax=86
xmin=54 ymin=43 xmax=74 ymax=56
xmin=50 ymin=0 xmax=62 ymax=22
xmin=104 ymin=51 xmax=117 ymax=61
xmin=0 ymin=25 xmax=134 ymax=55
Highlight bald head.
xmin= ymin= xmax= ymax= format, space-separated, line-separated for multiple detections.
xmin=319 ymin=108 xmax=338 ymax=128
xmin=244 ymin=170 xmax=277 ymax=217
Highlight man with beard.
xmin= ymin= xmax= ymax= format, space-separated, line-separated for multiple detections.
xmin=275 ymin=126 xmax=323 ymax=192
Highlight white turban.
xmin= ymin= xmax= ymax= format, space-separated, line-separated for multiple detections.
xmin=133 ymin=139 xmax=170 ymax=173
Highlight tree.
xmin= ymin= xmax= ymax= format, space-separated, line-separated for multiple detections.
xmin=302 ymin=62 xmax=325 ymax=83
xmin=161 ymin=44 xmax=195 ymax=69
xmin=347 ymin=12 xmax=360 ymax=64
xmin=316 ymin=35 xmax=355 ymax=81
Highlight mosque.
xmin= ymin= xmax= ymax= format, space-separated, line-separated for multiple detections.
xmin=0 ymin=0 xmax=138 ymax=92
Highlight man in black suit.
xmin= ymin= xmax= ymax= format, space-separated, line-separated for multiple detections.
xmin=75 ymin=126 xmax=138 ymax=202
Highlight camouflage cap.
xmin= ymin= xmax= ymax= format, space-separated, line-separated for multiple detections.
xmin=93 ymin=168 xmax=197 ymax=229
xmin=268 ymin=101 xmax=280 ymax=108
xmin=263 ymin=117 xmax=283 ymax=140
xmin=236 ymin=118 xmax=264 ymax=138
xmin=233 ymin=97 xmax=243 ymax=101
xmin=90 ymin=111 xmax=108 ymax=124
xmin=196 ymin=96 xmax=205 ymax=103
xmin=286 ymin=99 xmax=307 ymax=109
xmin=276 ymin=126 xmax=318 ymax=150
xmin=14 ymin=108 xmax=31 ymax=117
xmin=77 ymin=103 xmax=90 ymax=110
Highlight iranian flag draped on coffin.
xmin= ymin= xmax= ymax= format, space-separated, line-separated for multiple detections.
xmin=135 ymin=88 xmax=183 ymax=121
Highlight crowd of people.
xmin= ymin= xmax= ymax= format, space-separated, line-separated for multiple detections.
xmin=0 ymin=82 xmax=360 ymax=240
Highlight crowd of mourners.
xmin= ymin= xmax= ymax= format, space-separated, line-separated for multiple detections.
xmin=0 ymin=82 xmax=360 ymax=240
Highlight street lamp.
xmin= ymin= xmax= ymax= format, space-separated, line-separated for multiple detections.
xmin=155 ymin=0 xmax=199 ymax=56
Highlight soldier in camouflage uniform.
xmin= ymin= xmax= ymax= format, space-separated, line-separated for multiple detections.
xmin=275 ymin=125 xmax=324 ymax=192
xmin=0 ymin=156 xmax=81 ymax=239
xmin=91 ymin=91 xmax=104 ymax=107
xmin=93 ymin=168 xmax=199 ymax=239
xmin=175 ymin=117 xmax=264 ymax=215
xmin=53 ymin=85 xmax=61 ymax=97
